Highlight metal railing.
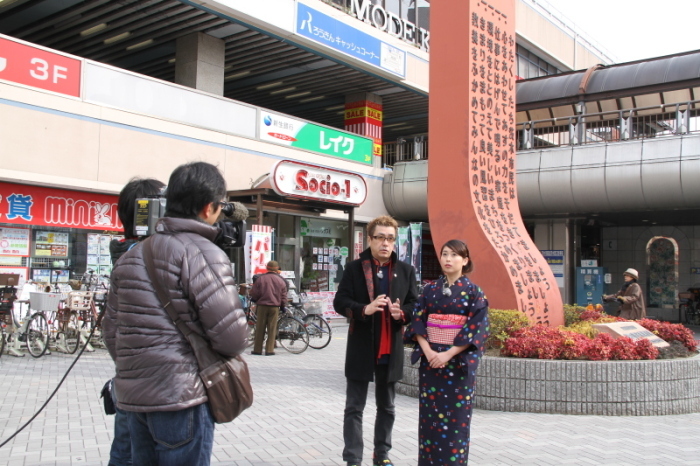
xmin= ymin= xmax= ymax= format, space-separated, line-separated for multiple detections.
xmin=381 ymin=101 xmax=700 ymax=167
xmin=383 ymin=135 xmax=429 ymax=168
xmin=517 ymin=101 xmax=700 ymax=150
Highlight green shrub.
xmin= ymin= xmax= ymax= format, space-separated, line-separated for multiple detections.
xmin=564 ymin=304 xmax=586 ymax=326
xmin=487 ymin=309 xmax=531 ymax=349
xmin=561 ymin=320 xmax=598 ymax=339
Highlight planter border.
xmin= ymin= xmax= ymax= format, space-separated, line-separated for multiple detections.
xmin=397 ymin=348 xmax=700 ymax=415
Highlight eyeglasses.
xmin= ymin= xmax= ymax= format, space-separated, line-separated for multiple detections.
xmin=371 ymin=235 xmax=396 ymax=244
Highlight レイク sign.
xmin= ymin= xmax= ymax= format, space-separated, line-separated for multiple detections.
xmin=271 ymin=161 xmax=367 ymax=207
xmin=0 ymin=35 xmax=82 ymax=97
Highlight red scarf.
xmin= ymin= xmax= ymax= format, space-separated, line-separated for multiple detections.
xmin=373 ymin=257 xmax=393 ymax=360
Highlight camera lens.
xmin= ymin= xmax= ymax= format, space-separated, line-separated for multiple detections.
xmin=220 ymin=202 xmax=234 ymax=217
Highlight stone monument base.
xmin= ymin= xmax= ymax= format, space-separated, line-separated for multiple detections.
xmin=397 ymin=347 xmax=700 ymax=415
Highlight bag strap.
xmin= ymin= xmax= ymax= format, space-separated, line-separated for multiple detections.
xmin=142 ymin=236 xmax=218 ymax=369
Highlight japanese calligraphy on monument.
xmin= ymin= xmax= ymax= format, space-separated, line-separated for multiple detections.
xmin=428 ymin=0 xmax=564 ymax=326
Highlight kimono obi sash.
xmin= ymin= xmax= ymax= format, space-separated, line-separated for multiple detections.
xmin=427 ymin=314 xmax=466 ymax=345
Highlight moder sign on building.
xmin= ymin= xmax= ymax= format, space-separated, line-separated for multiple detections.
xmin=350 ymin=0 xmax=429 ymax=52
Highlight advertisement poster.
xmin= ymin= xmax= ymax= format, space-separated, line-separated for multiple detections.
xmin=396 ymin=226 xmax=411 ymax=265
xmin=0 ymin=227 xmax=30 ymax=256
xmin=245 ymin=225 xmax=273 ymax=282
xmin=541 ymin=250 xmax=565 ymax=288
xmin=410 ymin=223 xmax=423 ymax=283
xmin=34 ymin=231 xmax=69 ymax=257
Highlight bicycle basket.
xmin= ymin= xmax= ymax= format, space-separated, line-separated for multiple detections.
xmin=304 ymin=299 xmax=324 ymax=315
xmin=67 ymin=291 xmax=93 ymax=311
xmin=679 ymin=292 xmax=694 ymax=301
xmin=29 ymin=292 xmax=63 ymax=312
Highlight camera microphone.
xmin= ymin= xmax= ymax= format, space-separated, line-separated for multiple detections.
xmin=221 ymin=201 xmax=249 ymax=221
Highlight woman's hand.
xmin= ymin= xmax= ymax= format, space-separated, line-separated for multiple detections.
xmin=428 ymin=350 xmax=451 ymax=369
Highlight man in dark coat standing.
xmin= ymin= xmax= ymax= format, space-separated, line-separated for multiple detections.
xmin=334 ymin=215 xmax=418 ymax=466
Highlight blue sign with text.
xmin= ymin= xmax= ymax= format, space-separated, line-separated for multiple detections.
xmin=296 ymin=3 xmax=405 ymax=77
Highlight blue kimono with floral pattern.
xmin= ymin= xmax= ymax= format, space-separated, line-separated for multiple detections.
xmin=404 ymin=275 xmax=489 ymax=465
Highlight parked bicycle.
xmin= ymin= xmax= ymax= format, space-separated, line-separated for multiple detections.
xmin=680 ymin=289 xmax=700 ymax=325
xmin=289 ymin=299 xmax=332 ymax=350
xmin=77 ymin=270 xmax=110 ymax=349
xmin=4 ymin=291 xmax=52 ymax=358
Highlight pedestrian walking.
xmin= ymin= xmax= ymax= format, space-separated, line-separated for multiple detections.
xmin=334 ymin=215 xmax=418 ymax=466
xmin=603 ymin=268 xmax=646 ymax=319
xmin=404 ymin=239 xmax=489 ymax=465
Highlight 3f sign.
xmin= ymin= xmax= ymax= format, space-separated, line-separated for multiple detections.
xmin=29 ymin=58 xmax=68 ymax=83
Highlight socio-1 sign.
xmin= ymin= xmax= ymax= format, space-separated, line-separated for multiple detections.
xmin=271 ymin=160 xmax=367 ymax=207
xmin=0 ymin=36 xmax=81 ymax=97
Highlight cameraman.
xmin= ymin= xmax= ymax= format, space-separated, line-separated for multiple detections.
xmin=107 ymin=177 xmax=165 ymax=466
xmin=103 ymin=162 xmax=248 ymax=465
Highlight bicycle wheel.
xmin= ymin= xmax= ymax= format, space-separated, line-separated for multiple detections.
xmin=63 ymin=311 xmax=80 ymax=354
xmin=303 ymin=314 xmax=332 ymax=349
xmin=245 ymin=307 xmax=257 ymax=347
xmin=26 ymin=313 xmax=49 ymax=358
xmin=276 ymin=316 xmax=309 ymax=354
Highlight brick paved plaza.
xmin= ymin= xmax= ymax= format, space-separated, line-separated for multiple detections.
xmin=1 ymin=322 xmax=699 ymax=465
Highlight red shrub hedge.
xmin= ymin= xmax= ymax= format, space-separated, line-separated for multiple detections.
xmin=637 ymin=319 xmax=697 ymax=352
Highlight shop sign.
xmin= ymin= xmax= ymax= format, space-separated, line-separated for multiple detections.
xmin=296 ymin=3 xmax=406 ymax=77
xmin=0 ymin=35 xmax=82 ymax=97
xmin=541 ymin=250 xmax=565 ymax=288
xmin=0 ymin=182 xmax=121 ymax=231
xmin=350 ymin=0 xmax=430 ymax=52
xmin=260 ymin=112 xmax=373 ymax=165
xmin=271 ymin=160 xmax=367 ymax=207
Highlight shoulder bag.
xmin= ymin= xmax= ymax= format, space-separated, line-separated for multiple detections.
xmin=142 ymin=237 xmax=253 ymax=423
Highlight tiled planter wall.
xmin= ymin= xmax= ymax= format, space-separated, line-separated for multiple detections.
xmin=397 ymin=348 xmax=700 ymax=415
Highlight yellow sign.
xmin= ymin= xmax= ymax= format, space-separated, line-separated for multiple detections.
xmin=344 ymin=107 xmax=383 ymax=122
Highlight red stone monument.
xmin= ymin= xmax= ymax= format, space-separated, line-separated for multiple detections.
xmin=428 ymin=0 xmax=563 ymax=326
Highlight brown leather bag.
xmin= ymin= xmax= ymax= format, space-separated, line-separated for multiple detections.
xmin=143 ymin=237 xmax=253 ymax=423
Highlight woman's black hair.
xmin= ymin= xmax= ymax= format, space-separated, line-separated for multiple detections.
xmin=164 ymin=162 xmax=226 ymax=219
xmin=441 ymin=239 xmax=474 ymax=274
xmin=117 ymin=178 xmax=165 ymax=238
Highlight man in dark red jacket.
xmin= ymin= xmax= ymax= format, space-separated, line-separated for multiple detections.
xmin=250 ymin=260 xmax=288 ymax=355
xmin=333 ymin=215 xmax=418 ymax=466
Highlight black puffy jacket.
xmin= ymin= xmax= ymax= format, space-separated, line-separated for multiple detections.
xmin=103 ymin=217 xmax=248 ymax=412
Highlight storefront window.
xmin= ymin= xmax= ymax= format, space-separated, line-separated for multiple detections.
xmin=300 ymin=218 xmax=350 ymax=292
xmin=0 ymin=223 xmax=122 ymax=287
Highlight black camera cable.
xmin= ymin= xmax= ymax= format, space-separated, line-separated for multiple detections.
xmin=0 ymin=317 xmax=101 ymax=449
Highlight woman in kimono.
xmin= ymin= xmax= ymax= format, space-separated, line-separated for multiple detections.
xmin=405 ymin=239 xmax=489 ymax=465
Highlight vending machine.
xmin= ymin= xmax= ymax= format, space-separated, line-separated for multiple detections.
xmin=575 ymin=267 xmax=608 ymax=306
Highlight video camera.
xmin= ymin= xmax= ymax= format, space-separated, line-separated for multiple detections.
xmin=133 ymin=194 xmax=247 ymax=249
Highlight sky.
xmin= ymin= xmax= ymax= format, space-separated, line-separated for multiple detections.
xmin=541 ymin=0 xmax=700 ymax=64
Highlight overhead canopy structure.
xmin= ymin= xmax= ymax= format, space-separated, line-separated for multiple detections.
xmin=517 ymin=49 xmax=700 ymax=122
xmin=0 ymin=0 xmax=428 ymax=142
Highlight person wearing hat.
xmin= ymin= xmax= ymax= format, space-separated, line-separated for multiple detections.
xmin=603 ymin=268 xmax=646 ymax=320
xmin=250 ymin=260 xmax=288 ymax=355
